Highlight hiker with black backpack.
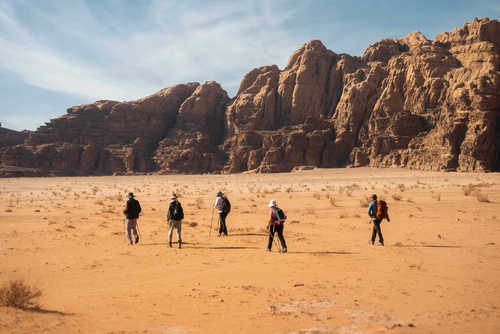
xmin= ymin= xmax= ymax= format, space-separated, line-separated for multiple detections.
xmin=213 ymin=191 xmax=231 ymax=236
xmin=368 ymin=194 xmax=390 ymax=246
xmin=123 ymin=192 xmax=142 ymax=245
xmin=167 ymin=193 xmax=184 ymax=248
xmin=267 ymin=200 xmax=287 ymax=253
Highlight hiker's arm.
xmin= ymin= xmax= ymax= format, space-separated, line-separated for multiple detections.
xmin=386 ymin=213 xmax=390 ymax=222
xmin=367 ymin=202 xmax=373 ymax=217
xmin=123 ymin=201 xmax=130 ymax=215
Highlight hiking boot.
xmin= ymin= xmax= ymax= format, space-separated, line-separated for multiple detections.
xmin=178 ymin=242 xmax=182 ymax=249
xmin=282 ymin=248 xmax=287 ymax=253
xmin=169 ymin=242 xmax=172 ymax=248
xmin=378 ymin=242 xmax=384 ymax=246
xmin=135 ymin=236 xmax=139 ymax=244
xmin=369 ymin=240 xmax=374 ymax=245
xmin=266 ymin=248 xmax=271 ymax=252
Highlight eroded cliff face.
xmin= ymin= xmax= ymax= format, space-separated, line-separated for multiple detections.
xmin=1 ymin=18 xmax=499 ymax=176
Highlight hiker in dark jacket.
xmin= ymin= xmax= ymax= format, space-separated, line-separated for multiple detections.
xmin=368 ymin=194 xmax=390 ymax=246
xmin=167 ymin=193 xmax=184 ymax=248
xmin=213 ymin=191 xmax=230 ymax=236
xmin=123 ymin=192 xmax=141 ymax=245
xmin=267 ymin=200 xmax=287 ymax=253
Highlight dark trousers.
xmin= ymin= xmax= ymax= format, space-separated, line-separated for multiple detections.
xmin=267 ymin=223 xmax=287 ymax=250
xmin=218 ymin=212 xmax=228 ymax=235
xmin=371 ymin=220 xmax=384 ymax=244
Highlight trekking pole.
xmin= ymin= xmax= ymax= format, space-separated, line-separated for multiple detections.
xmin=209 ymin=208 xmax=214 ymax=239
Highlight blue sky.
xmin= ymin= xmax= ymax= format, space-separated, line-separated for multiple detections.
xmin=1 ymin=0 xmax=499 ymax=131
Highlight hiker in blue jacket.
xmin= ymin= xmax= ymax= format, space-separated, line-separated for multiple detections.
xmin=368 ymin=194 xmax=390 ymax=246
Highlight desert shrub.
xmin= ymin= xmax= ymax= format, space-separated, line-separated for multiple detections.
xmin=397 ymin=184 xmax=406 ymax=192
xmin=359 ymin=197 xmax=371 ymax=207
xmin=0 ymin=280 xmax=42 ymax=309
xmin=391 ymin=193 xmax=402 ymax=201
xmin=312 ymin=193 xmax=321 ymax=200
xmin=463 ymin=184 xmax=475 ymax=196
xmin=328 ymin=195 xmax=337 ymax=207
xmin=432 ymin=193 xmax=441 ymax=201
xmin=475 ymin=191 xmax=490 ymax=203
xmin=195 ymin=197 xmax=204 ymax=209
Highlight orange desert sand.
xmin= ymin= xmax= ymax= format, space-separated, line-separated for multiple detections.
xmin=1 ymin=168 xmax=499 ymax=334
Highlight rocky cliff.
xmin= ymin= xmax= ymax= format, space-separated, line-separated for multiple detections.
xmin=1 ymin=18 xmax=499 ymax=176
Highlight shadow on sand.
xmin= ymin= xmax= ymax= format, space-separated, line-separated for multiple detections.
xmin=287 ymin=251 xmax=358 ymax=255
xmin=23 ymin=307 xmax=75 ymax=316
xmin=393 ymin=243 xmax=461 ymax=248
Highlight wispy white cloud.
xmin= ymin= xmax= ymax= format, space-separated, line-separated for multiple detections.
xmin=0 ymin=0 xmax=306 ymax=102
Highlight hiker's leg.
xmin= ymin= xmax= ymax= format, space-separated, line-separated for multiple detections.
xmin=168 ymin=220 xmax=174 ymax=243
xmin=277 ymin=224 xmax=287 ymax=249
xmin=221 ymin=213 xmax=228 ymax=235
xmin=371 ymin=222 xmax=377 ymax=243
xmin=218 ymin=213 xmax=223 ymax=235
xmin=176 ymin=220 xmax=182 ymax=243
xmin=267 ymin=225 xmax=275 ymax=250
xmin=126 ymin=219 xmax=134 ymax=244
xmin=377 ymin=222 xmax=384 ymax=244
xmin=131 ymin=219 xmax=138 ymax=239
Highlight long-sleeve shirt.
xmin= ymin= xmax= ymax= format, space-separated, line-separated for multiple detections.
xmin=213 ymin=196 xmax=223 ymax=213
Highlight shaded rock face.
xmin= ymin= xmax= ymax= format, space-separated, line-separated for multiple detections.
xmin=1 ymin=18 xmax=499 ymax=176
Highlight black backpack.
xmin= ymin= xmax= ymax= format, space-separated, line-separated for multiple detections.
xmin=172 ymin=201 xmax=184 ymax=220
xmin=277 ymin=208 xmax=286 ymax=222
xmin=222 ymin=196 xmax=231 ymax=214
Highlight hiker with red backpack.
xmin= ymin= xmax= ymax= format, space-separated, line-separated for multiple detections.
xmin=267 ymin=200 xmax=287 ymax=253
xmin=368 ymin=194 xmax=390 ymax=246
xmin=214 ymin=191 xmax=231 ymax=236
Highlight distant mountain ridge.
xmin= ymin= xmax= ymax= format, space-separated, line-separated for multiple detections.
xmin=1 ymin=17 xmax=499 ymax=177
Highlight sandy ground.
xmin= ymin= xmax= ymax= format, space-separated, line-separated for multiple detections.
xmin=0 ymin=167 xmax=499 ymax=334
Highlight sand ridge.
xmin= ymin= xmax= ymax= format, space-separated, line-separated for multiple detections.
xmin=0 ymin=168 xmax=499 ymax=333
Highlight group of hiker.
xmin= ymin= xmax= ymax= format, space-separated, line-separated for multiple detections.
xmin=123 ymin=191 xmax=390 ymax=251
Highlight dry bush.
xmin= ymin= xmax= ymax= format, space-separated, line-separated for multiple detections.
xmin=397 ymin=184 xmax=406 ymax=192
xmin=359 ymin=197 xmax=371 ymax=207
xmin=475 ymin=191 xmax=490 ymax=203
xmin=432 ymin=193 xmax=441 ymax=201
xmin=463 ymin=184 xmax=475 ymax=196
xmin=0 ymin=280 xmax=42 ymax=309
xmin=312 ymin=192 xmax=321 ymax=200
xmin=391 ymin=193 xmax=402 ymax=201
xmin=328 ymin=195 xmax=337 ymax=207
xmin=195 ymin=198 xmax=204 ymax=209
xmin=285 ymin=187 xmax=293 ymax=193
xmin=289 ymin=220 xmax=300 ymax=224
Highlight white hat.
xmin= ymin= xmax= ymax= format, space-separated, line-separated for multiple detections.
xmin=268 ymin=199 xmax=276 ymax=207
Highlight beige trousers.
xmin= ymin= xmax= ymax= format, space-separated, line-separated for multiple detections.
xmin=168 ymin=219 xmax=182 ymax=243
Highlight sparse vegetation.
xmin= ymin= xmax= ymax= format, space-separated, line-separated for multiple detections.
xmin=391 ymin=193 xmax=402 ymax=201
xmin=475 ymin=191 xmax=490 ymax=203
xmin=312 ymin=192 xmax=321 ymax=200
xmin=0 ymin=280 xmax=42 ymax=309
xmin=359 ymin=196 xmax=371 ymax=207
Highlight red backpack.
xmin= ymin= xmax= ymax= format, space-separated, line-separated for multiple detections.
xmin=376 ymin=200 xmax=388 ymax=220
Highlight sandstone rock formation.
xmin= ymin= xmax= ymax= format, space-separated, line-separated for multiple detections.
xmin=1 ymin=18 xmax=499 ymax=176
